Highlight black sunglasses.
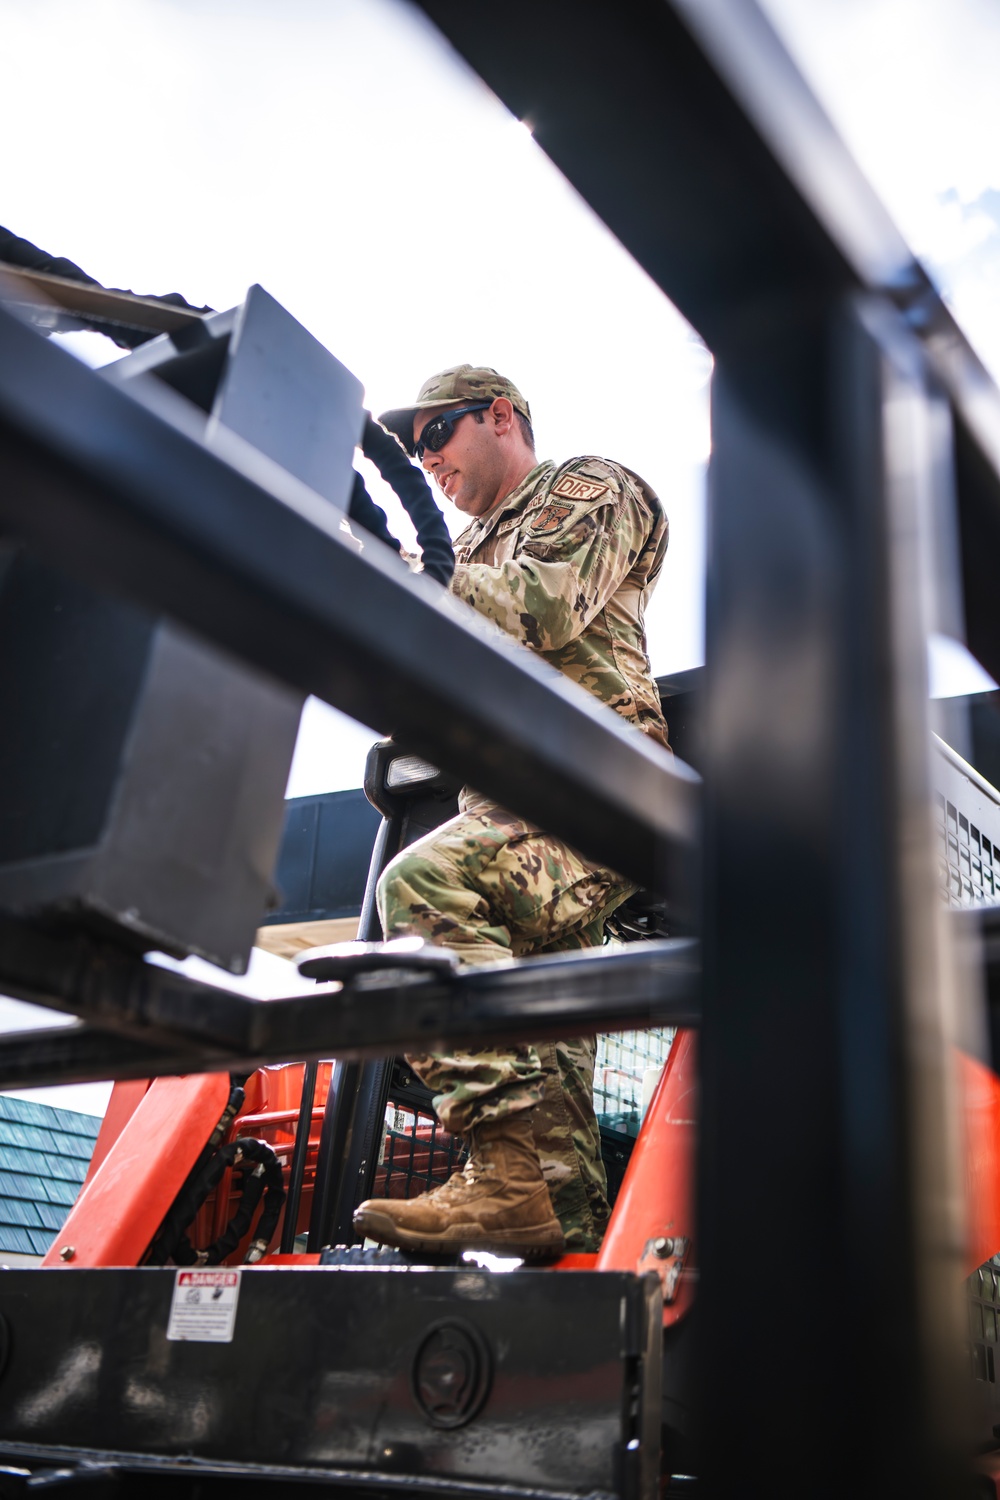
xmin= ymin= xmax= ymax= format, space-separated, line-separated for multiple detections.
xmin=414 ymin=401 xmax=492 ymax=460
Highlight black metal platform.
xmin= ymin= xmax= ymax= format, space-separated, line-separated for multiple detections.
xmin=0 ymin=1266 xmax=661 ymax=1500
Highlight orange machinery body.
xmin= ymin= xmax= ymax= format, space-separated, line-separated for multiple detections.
xmin=44 ymin=1064 xmax=333 ymax=1268
xmin=958 ymin=1048 xmax=1000 ymax=1275
xmin=42 ymin=1029 xmax=1000 ymax=1323
xmin=42 ymin=1028 xmax=697 ymax=1330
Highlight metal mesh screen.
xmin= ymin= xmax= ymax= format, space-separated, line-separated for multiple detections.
xmin=935 ymin=739 xmax=1000 ymax=910
xmin=594 ymin=1027 xmax=675 ymax=1133
xmin=374 ymin=1100 xmax=466 ymax=1200
xmin=938 ymin=792 xmax=1000 ymax=908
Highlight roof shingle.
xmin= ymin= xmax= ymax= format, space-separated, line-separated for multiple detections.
xmin=0 ymin=1097 xmax=99 ymax=1258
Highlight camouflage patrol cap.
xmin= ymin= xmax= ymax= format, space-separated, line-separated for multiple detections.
xmin=379 ymin=365 xmax=531 ymax=455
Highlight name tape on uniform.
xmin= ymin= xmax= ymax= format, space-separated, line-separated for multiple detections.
xmin=550 ymin=474 xmax=609 ymax=503
xmin=167 ymin=1268 xmax=242 ymax=1342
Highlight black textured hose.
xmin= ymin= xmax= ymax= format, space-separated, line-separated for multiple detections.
xmin=0 ymin=225 xmax=98 ymax=288
xmin=349 ymin=471 xmax=401 ymax=555
xmin=1 ymin=227 xmax=454 ymax=580
xmin=146 ymin=1136 xmax=285 ymax=1267
xmin=0 ymin=224 xmax=213 ymax=347
xmin=143 ymin=1082 xmax=244 ymax=1266
xmin=360 ymin=413 xmax=455 ymax=586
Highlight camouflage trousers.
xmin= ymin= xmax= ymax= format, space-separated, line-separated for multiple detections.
xmin=375 ymin=797 xmax=634 ymax=1252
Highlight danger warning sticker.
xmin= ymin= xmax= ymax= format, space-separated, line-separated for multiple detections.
xmin=166 ymin=1269 xmax=242 ymax=1343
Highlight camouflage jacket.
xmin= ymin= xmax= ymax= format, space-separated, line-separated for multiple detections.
xmin=450 ymin=457 xmax=670 ymax=752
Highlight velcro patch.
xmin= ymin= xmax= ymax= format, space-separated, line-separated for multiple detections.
xmin=551 ymin=473 xmax=610 ymax=503
xmin=530 ymin=502 xmax=575 ymax=535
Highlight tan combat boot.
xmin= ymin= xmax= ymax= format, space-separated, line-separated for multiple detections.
xmin=352 ymin=1112 xmax=564 ymax=1258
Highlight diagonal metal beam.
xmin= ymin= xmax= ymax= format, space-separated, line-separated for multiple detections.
xmin=0 ymin=264 xmax=205 ymax=341
xmin=413 ymin=0 xmax=917 ymax=348
xmin=0 ymin=305 xmax=697 ymax=895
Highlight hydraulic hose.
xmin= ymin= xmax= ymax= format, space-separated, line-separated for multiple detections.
xmin=146 ymin=1135 xmax=286 ymax=1267
xmin=353 ymin=413 xmax=455 ymax=586
xmin=349 ymin=470 xmax=401 ymax=555
xmin=2 ymin=227 xmax=454 ymax=579
xmin=0 ymin=225 xmax=213 ymax=347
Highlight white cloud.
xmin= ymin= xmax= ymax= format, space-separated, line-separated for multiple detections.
xmin=760 ymin=0 xmax=1000 ymax=381
xmin=761 ymin=0 xmax=1000 ymax=206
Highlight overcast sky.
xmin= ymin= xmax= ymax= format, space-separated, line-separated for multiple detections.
xmin=2 ymin=0 xmax=1000 ymax=1111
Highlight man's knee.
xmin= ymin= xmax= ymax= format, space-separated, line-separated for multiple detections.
xmin=377 ymin=847 xmax=481 ymax=935
xmin=376 ymin=847 xmax=415 ymax=905
xmin=377 ymin=848 xmax=436 ymax=927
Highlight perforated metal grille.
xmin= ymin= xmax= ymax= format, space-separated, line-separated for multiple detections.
xmin=934 ymin=739 xmax=1000 ymax=911
xmin=594 ymin=1027 xmax=674 ymax=1130
xmin=938 ymin=792 xmax=999 ymax=908
xmin=375 ymin=1101 xmax=467 ymax=1199
xmin=969 ymin=1261 xmax=1000 ymax=1386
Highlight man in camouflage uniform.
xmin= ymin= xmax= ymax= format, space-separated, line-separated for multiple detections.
xmin=353 ymin=366 xmax=670 ymax=1258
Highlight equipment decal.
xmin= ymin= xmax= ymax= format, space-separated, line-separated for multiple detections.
xmin=166 ymin=1268 xmax=242 ymax=1342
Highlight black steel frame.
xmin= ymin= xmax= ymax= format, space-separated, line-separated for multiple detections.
xmin=405 ymin=3 xmax=998 ymax=1496
xmin=3 ymin=0 xmax=1000 ymax=1495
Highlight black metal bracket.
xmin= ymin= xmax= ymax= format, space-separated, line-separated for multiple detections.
xmin=0 ymin=915 xmax=699 ymax=1090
